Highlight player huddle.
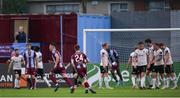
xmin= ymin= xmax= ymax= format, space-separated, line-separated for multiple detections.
xmin=8 ymin=43 xmax=96 ymax=94
xmin=127 ymin=39 xmax=178 ymax=89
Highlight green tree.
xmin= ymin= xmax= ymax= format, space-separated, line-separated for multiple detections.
xmin=2 ymin=0 xmax=28 ymax=14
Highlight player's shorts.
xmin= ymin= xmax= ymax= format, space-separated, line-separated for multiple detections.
xmin=77 ymin=67 xmax=87 ymax=78
xmin=14 ymin=69 xmax=21 ymax=77
xmin=100 ymin=66 xmax=108 ymax=73
xmin=165 ymin=65 xmax=174 ymax=74
xmin=26 ymin=68 xmax=36 ymax=75
xmin=152 ymin=65 xmax=164 ymax=74
xmin=51 ymin=67 xmax=66 ymax=74
xmin=132 ymin=66 xmax=138 ymax=74
xmin=36 ymin=68 xmax=44 ymax=77
xmin=137 ymin=65 xmax=146 ymax=74
xmin=147 ymin=64 xmax=154 ymax=72
xmin=111 ymin=63 xmax=119 ymax=71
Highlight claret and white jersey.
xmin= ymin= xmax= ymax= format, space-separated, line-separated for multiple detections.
xmin=100 ymin=49 xmax=109 ymax=67
xmin=154 ymin=49 xmax=164 ymax=66
xmin=10 ymin=55 xmax=24 ymax=70
xmin=36 ymin=52 xmax=43 ymax=69
xmin=135 ymin=48 xmax=149 ymax=66
xmin=130 ymin=52 xmax=138 ymax=66
xmin=163 ymin=47 xmax=173 ymax=65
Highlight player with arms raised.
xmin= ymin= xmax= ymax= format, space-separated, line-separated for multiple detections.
xmin=71 ymin=45 xmax=96 ymax=94
xmin=49 ymin=43 xmax=75 ymax=93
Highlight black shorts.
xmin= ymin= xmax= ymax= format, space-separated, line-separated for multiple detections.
xmin=36 ymin=68 xmax=44 ymax=77
xmin=147 ymin=64 xmax=154 ymax=72
xmin=132 ymin=66 xmax=138 ymax=74
xmin=14 ymin=69 xmax=21 ymax=77
xmin=100 ymin=66 xmax=108 ymax=73
xmin=165 ymin=65 xmax=174 ymax=74
xmin=137 ymin=65 xmax=146 ymax=74
xmin=152 ymin=65 xmax=164 ymax=74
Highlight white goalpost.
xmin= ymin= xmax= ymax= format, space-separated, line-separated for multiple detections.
xmin=83 ymin=28 xmax=180 ymax=55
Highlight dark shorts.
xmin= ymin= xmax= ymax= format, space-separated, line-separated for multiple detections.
xmin=100 ymin=66 xmax=108 ymax=73
xmin=14 ymin=69 xmax=21 ymax=77
xmin=111 ymin=63 xmax=119 ymax=71
xmin=165 ymin=65 xmax=174 ymax=74
xmin=51 ymin=67 xmax=66 ymax=74
xmin=132 ymin=66 xmax=138 ymax=74
xmin=147 ymin=64 xmax=154 ymax=72
xmin=36 ymin=68 xmax=44 ymax=77
xmin=137 ymin=65 xmax=146 ymax=74
xmin=26 ymin=68 xmax=36 ymax=75
xmin=76 ymin=67 xmax=87 ymax=78
xmin=152 ymin=65 xmax=164 ymax=74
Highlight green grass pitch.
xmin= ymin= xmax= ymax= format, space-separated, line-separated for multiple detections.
xmin=0 ymin=87 xmax=180 ymax=97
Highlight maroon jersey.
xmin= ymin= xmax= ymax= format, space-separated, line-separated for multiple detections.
xmin=51 ymin=49 xmax=64 ymax=68
xmin=71 ymin=51 xmax=88 ymax=69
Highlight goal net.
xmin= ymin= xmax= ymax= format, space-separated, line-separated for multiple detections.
xmin=83 ymin=28 xmax=180 ymax=63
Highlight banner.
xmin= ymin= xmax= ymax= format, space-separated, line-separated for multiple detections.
xmin=0 ymin=63 xmax=74 ymax=88
xmin=0 ymin=43 xmax=40 ymax=58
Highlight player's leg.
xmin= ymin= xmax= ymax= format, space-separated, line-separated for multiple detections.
xmin=61 ymin=73 xmax=75 ymax=93
xmin=14 ymin=70 xmax=20 ymax=89
xmin=38 ymin=68 xmax=51 ymax=87
xmin=99 ymin=66 xmax=104 ymax=88
xmin=169 ymin=65 xmax=177 ymax=89
xmin=131 ymin=66 xmax=137 ymax=88
xmin=151 ymin=70 xmax=157 ymax=89
xmin=140 ymin=66 xmax=146 ymax=89
xmin=110 ymin=68 xmax=118 ymax=86
xmin=146 ymin=64 xmax=153 ymax=88
xmin=26 ymin=68 xmax=33 ymax=89
xmin=116 ymin=67 xmax=123 ymax=84
xmin=158 ymin=65 xmax=166 ymax=89
xmin=104 ymin=66 xmax=112 ymax=89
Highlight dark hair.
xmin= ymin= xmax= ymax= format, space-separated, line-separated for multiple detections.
xmin=74 ymin=44 xmax=80 ymax=51
xmin=159 ymin=43 xmax=164 ymax=47
xmin=138 ymin=41 xmax=144 ymax=45
xmin=34 ymin=46 xmax=40 ymax=52
xmin=102 ymin=43 xmax=108 ymax=47
xmin=154 ymin=43 xmax=159 ymax=46
xmin=145 ymin=38 xmax=152 ymax=43
xmin=15 ymin=49 xmax=19 ymax=51
xmin=50 ymin=42 xmax=56 ymax=46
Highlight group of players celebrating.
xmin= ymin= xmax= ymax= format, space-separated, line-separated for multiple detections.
xmin=127 ymin=39 xmax=178 ymax=89
xmin=8 ymin=43 xmax=96 ymax=94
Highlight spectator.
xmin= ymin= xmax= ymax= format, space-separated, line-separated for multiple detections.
xmin=16 ymin=26 xmax=27 ymax=43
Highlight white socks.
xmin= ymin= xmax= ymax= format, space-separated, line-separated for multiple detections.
xmin=152 ymin=78 xmax=156 ymax=88
xmin=171 ymin=77 xmax=177 ymax=87
xmin=99 ymin=78 xmax=103 ymax=88
xmin=131 ymin=75 xmax=136 ymax=86
xmin=141 ymin=76 xmax=146 ymax=87
xmin=104 ymin=77 xmax=110 ymax=88
xmin=43 ymin=76 xmax=51 ymax=87
xmin=14 ymin=78 xmax=19 ymax=88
